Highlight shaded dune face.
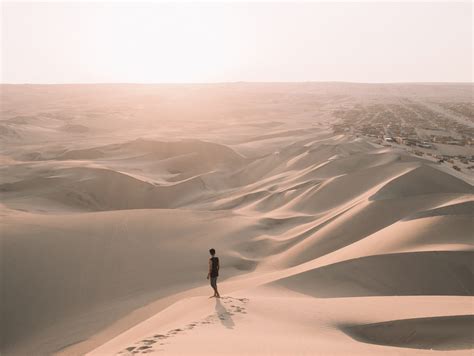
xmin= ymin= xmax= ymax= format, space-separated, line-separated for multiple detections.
xmin=403 ymin=200 xmax=474 ymax=220
xmin=1 ymin=84 xmax=473 ymax=355
xmin=272 ymin=251 xmax=474 ymax=297
xmin=341 ymin=315 xmax=474 ymax=351
xmin=369 ymin=165 xmax=474 ymax=201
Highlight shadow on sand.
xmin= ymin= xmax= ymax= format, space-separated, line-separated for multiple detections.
xmin=215 ymin=298 xmax=235 ymax=329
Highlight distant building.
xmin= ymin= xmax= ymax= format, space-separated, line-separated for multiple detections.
xmin=418 ymin=142 xmax=432 ymax=148
xmin=446 ymin=140 xmax=463 ymax=146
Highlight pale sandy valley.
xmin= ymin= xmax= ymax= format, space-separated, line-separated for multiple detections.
xmin=0 ymin=83 xmax=473 ymax=355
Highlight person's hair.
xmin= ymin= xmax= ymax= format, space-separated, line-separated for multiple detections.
xmin=209 ymin=248 xmax=216 ymax=256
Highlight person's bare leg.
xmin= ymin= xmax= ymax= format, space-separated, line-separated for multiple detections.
xmin=210 ymin=278 xmax=219 ymax=297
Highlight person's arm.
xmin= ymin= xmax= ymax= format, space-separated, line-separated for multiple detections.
xmin=207 ymin=259 xmax=211 ymax=279
xmin=217 ymin=259 xmax=220 ymax=272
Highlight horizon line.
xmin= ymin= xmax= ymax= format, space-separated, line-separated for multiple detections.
xmin=1 ymin=81 xmax=473 ymax=86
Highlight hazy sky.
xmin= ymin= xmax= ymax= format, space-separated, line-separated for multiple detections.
xmin=1 ymin=1 xmax=472 ymax=83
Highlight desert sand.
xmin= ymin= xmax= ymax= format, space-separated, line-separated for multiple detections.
xmin=0 ymin=83 xmax=473 ymax=355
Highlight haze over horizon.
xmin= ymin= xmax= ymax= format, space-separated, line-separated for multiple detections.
xmin=2 ymin=1 xmax=473 ymax=84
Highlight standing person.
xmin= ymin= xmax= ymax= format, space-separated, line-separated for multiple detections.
xmin=207 ymin=248 xmax=220 ymax=298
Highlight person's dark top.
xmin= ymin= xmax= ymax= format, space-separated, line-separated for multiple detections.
xmin=210 ymin=256 xmax=219 ymax=278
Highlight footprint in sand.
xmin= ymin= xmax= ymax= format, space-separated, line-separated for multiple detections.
xmin=137 ymin=346 xmax=152 ymax=351
xmin=118 ymin=297 xmax=250 ymax=354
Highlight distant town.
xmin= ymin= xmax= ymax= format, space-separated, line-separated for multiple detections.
xmin=332 ymin=100 xmax=474 ymax=174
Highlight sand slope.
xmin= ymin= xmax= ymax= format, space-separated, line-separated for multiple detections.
xmin=343 ymin=314 xmax=474 ymax=351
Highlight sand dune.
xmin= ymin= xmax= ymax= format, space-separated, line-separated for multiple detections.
xmin=0 ymin=167 xmax=210 ymax=211
xmin=1 ymin=209 xmax=260 ymax=354
xmin=0 ymin=83 xmax=473 ymax=356
xmin=89 ymin=294 xmax=474 ymax=356
xmin=342 ymin=315 xmax=474 ymax=351
xmin=370 ymin=165 xmax=473 ymax=200
xmin=404 ymin=200 xmax=474 ymax=220
xmin=56 ymin=138 xmax=245 ymax=164
xmin=272 ymin=251 xmax=474 ymax=297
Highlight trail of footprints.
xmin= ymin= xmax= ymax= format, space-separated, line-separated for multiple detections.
xmin=118 ymin=297 xmax=249 ymax=355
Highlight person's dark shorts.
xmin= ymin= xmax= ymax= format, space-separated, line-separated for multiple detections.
xmin=210 ymin=277 xmax=218 ymax=289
